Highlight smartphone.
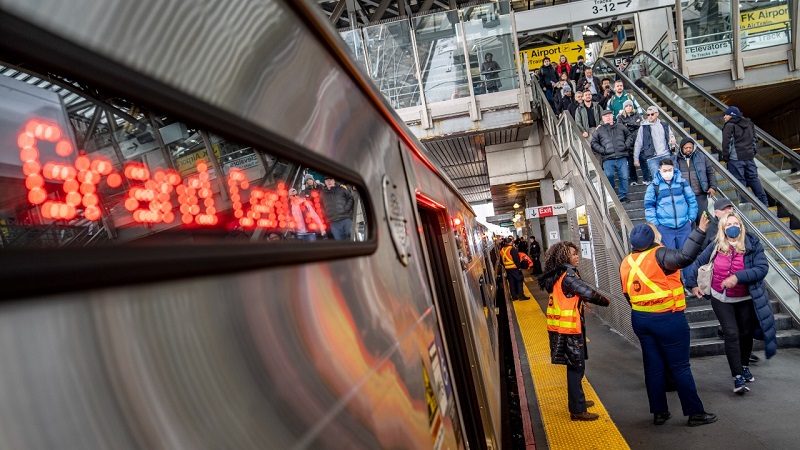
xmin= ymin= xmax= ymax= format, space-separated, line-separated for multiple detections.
xmin=702 ymin=211 xmax=709 ymax=219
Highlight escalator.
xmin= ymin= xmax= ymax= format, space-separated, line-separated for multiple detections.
xmin=572 ymin=56 xmax=800 ymax=355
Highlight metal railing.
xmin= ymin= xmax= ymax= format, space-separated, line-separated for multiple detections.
xmin=595 ymin=56 xmax=800 ymax=313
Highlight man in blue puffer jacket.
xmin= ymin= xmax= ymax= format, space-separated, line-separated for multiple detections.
xmin=645 ymin=159 xmax=698 ymax=282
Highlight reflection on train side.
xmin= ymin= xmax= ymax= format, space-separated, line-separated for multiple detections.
xmin=0 ymin=74 xmax=368 ymax=248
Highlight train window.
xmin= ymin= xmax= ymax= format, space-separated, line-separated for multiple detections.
xmin=0 ymin=64 xmax=369 ymax=248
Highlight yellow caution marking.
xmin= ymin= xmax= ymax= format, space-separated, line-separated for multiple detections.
xmin=514 ymin=284 xmax=629 ymax=450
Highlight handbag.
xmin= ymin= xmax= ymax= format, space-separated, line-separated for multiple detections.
xmin=696 ymin=247 xmax=718 ymax=295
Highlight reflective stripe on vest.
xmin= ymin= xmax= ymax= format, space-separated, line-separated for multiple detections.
xmin=546 ymin=273 xmax=582 ymax=334
xmin=501 ymin=246 xmax=516 ymax=269
xmin=621 ymin=247 xmax=685 ymax=312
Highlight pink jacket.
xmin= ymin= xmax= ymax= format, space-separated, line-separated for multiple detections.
xmin=711 ymin=249 xmax=748 ymax=297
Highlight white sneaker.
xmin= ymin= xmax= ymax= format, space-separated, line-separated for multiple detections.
xmin=630 ymin=181 xmax=639 ymax=186
xmin=643 ymin=180 xmax=650 ymax=185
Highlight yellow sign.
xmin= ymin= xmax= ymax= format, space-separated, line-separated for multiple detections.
xmin=740 ymin=5 xmax=790 ymax=34
xmin=520 ymin=40 xmax=586 ymax=71
xmin=175 ymin=144 xmax=221 ymax=177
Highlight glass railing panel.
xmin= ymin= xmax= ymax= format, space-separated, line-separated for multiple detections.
xmin=363 ymin=21 xmax=421 ymax=109
xmin=339 ymin=29 xmax=369 ymax=72
xmin=413 ymin=10 xmax=467 ymax=104
xmin=461 ymin=0 xmax=519 ymax=95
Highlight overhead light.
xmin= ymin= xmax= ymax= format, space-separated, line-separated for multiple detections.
xmin=513 ymin=203 xmax=520 ymax=209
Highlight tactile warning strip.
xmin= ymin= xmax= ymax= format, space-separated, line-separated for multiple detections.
xmin=514 ymin=284 xmax=629 ymax=450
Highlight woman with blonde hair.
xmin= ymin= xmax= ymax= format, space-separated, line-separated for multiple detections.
xmin=537 ymin=241 xmax=610 ymax=421
xmin=687 ymin=211 xmax=774 ymax=394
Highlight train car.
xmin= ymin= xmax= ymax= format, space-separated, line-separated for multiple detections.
xmin=0 ymin=0 xmax=512 ymax=448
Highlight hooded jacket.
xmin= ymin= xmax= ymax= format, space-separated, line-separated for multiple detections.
xmin=320 ymin=183 xmax=354 ymax=222
xmin=686 ymin=232 xmax=775 ymax=358
xmin=644 ymin=167 xmax=699 ymax=229
xmin=671 ymin=137 xmax=717 ymax=195
xmin=590 ymin=121 xmax=635 ymax=161
xmin=538 ymin=265 xmax=610 ymax=366
xmin=721 ymin=115 xmax=756 ymax=162
xmin=539 ymin=64 xmax=559 ymax=90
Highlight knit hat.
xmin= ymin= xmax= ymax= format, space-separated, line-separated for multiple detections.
xmin=563 ymin=84 xmax=572 ymax=92
xmin=630 ymin=224 xmax=655 ymax=251
xmin=623 ymin=99 xmax=633 ymax=108
xmin=304 ymin=174 xmax=314 ymax=182
xmin=724 ymin=106 xmax=741 ymax=116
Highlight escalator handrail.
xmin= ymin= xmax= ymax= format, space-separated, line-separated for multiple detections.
xmin=596 ymin=57 xmax=800 ymax=285
xmin=529 ymin=70 xmax=632 ymax=260
xmin=626 ymin=50 xmax=800 ymax=167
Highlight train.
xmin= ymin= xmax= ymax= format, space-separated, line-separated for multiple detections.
xmin=0 ymin=0 xmax=518 ymax=448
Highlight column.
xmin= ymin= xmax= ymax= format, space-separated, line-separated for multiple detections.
xmin=539 ymin=178 xmax=561 ymax=247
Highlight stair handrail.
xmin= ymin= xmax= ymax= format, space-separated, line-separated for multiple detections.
xmin=626 ymin=50 xmax=800 ymax=168
xmin=596 ymin=56 xmax=800 ymax=293
xmin=528 ymin=68 xmax=632 ymax=261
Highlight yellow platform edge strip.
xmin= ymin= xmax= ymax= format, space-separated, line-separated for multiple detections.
xmin=514 ymin=284 xmax=630 ymax=450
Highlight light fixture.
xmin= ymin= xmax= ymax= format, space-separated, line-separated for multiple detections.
xmin=513 ymin=202 xmax=520 ymax=209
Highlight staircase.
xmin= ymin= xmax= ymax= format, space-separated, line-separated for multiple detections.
xmin=617 ymin=160 xmax=800 ymax=357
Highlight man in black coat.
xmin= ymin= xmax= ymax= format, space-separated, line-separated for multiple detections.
xmin=320 ymin=176 xmax=355 ymax=240
xmin=721 ymin=106 xmax=768 ymax=205
xmin=539 ymin=57 xmax=559 ymax=106
xmin=591 ymin=110 xmax=636 ymax=202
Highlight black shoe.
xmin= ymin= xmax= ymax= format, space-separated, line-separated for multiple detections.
xmin=620 ymin=197 xmax=631 ymax=203
xmin=653 ymin=412 xmax=671 ymax=425
xmin=717 ymin=326 xmax=724 ymax=340
xmin=519 ymin=295 xmax=531 ymax=300
xmin=749 ymin=354 xmax=760 ymax=364
xmin=688 ymin=412 xmax=717 ymax=427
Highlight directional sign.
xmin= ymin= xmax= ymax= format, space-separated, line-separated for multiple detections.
xmin=515 ymin=0 xmax=673 ymax=33
xmin=521 ymin=41 xmax=585 ymax=71
xmin=526 ymin=203 xmax=567 ymax=219
xmin=740 ymin=5 xmax=790 ymax=34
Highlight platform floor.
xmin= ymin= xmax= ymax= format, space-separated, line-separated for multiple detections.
xmin=515 ymin=275 xmax=800 ymax=450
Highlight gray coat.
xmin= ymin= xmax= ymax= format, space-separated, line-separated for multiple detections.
xmin=574 ymin=102 xmax=602 ymax=135
xmin=671 ymin=144 xmax=717 ymax=195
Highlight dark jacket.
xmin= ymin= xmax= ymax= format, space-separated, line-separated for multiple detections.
xmin=622 ymin=227 xmax=707 ymax=303
xmin=701 ymin=216 xmax=720 ymax=251
xmin=671 ymin=138 xmax=717 ymax=195
xmin=686 ymin=233 xmax=775 ymax=358
xmin=556 ymin=94 xmax=577 ymax=116
xmin=570 ymin=62 xmax=586 ymax=82
xmin=721 ymin=115 xmax=756 ymax=162
xmin=539 ymin=64 xmax=559 ymax=90
xmin=538 ymin=265 xmax=610 ymax=366
xmin=576 ymin=76 xmax=602 ymax=97
xmin=320 ymin=184 xmax=354 ymax=222
xmin=529 ymin=240 xmax=541 ymax=257
xmin=590 ymin=122 xmax=635 ymax=161
xmin=574 ymin=101 xmax=602 ymax=134
xmin=617 ymin=112 xmax=642 ymax=153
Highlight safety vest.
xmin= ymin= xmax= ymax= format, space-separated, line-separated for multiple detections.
xmin=620 ymin=247 xmax=686 ymax=313
xmin=500 ymin=246 xmax=517 ymax=269
xmin=546 ymin=273 xmax=582 ymax=334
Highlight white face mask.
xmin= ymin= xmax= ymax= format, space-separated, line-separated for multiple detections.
xmin=661 ymin=170 xmax=674 ymax=182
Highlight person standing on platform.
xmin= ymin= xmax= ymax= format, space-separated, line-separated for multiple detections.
xmin=320 ymin=176 xmax=354 ymax=240
xmin=529 ymin=235 xmax=542 ymax=275
xmin=617 ymin=100 xmax=645 ymax=186
xmin=500 ymin=237 xmax=530 ymax=300
xmin=720 ymin=106 xmax=769 ymax=206
xmin=481 ymin=53 xmax=502 ymax=93
xmin=620 ymin=220 xmax=718 ymax=427
xmin=575 ymin=90 xmax=602 ymax=138
xmin=672 ymin=137 xmax=716 ymax=224
xmin=591 ymin=109 xmax=635 ymax=202
xmin=538 ymin=241 xmax=610 ymax=422
xmin=634 ymin=106 xmax=676 ymax=181
xmin=687 ymin=212 xmax=774 ymax=394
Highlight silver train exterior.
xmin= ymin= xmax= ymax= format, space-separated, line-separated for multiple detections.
xmin=0 ymin=0 xmax=505 ymax=448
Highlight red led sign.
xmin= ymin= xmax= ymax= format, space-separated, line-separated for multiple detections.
xmin=18 ymin=119 xmax=330 ymax=232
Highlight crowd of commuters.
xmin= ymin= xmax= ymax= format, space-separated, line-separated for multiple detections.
xmin=528 ymin=60 xmax=776 ymax=424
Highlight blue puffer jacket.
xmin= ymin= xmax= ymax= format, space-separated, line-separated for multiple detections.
xmin=644 ymin=167 xmax=698 ymax=229
xmin=686 ymin=233 xmax=775 ymax=358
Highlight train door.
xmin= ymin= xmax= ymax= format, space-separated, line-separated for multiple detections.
xmin=416 ymin=204 xmax=491 ymax=450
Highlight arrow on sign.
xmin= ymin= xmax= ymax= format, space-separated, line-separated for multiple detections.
xmin=617 ymin=0 xmax=632 ymax=6
xmin=572 ymin=44 xmax=583 ymax=52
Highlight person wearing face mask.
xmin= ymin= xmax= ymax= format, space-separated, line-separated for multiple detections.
xmin=620 ymin=218 xmax=718 ymax=427
xmin=687 ymin=212 xmax=774 ymax=394
xmin=644 ymin=159 xmax=698 ymax=251
xmin=671 ymin=138 xmax=716 ymax=224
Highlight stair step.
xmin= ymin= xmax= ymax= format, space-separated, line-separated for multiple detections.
xmin=690 ymin=314 xmax=795 ymax=339
xmin=691 ymin=329 xmax=800 ymax=357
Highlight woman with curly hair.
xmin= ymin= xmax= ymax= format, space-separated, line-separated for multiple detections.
xmin=537 ymin=241 xmax=610 ymax=421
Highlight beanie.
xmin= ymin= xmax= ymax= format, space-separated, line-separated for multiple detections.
xmin=630 ymin=224 xmax=655 ymax=252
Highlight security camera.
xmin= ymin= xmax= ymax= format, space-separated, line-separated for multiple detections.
xmin=554 ymin=179 xmax=569 ymax=191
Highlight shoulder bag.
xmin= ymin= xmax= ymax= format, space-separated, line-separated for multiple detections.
xmin=696 ymin=247 xmax=718 ymax=295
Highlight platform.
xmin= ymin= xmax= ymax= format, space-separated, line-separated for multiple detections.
xmin=513 ymin=275 xmax=800 ymax=449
